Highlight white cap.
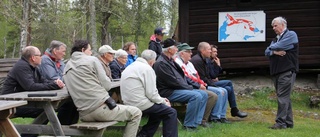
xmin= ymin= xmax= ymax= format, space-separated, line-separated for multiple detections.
xmin=98 ymin=45 xmax=116 ymax=54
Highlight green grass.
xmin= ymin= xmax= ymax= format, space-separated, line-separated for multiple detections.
xmin=12 ymin=88 xmax=320 ymax=137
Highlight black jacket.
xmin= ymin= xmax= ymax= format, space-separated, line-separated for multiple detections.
xmin=190 ymin=53 xmax=216 ymax=87
xmin=148 ymin=38 xmax=162 ymax=59
xmin=1 ymin=57 xmax=60 ymax=95
xmin=153 ymin=53 xmax=193 ymax=97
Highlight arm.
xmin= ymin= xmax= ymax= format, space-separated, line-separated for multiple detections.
xmin=154 ymin=62 xmax=193 ymax=90
xmin=186 ymin=77 xmax=201 ymax=89
xmin=268 ymin=31 xmax=298 ymax=51
xmin=144 ymin=68 xmax=166 ymax=104
xmin=14 ymin=66 xmax=60 ymax=91
xmin=93 ymin=58 xmax=112 ymax=91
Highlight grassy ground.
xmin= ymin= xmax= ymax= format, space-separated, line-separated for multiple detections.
xmin=12 ymin=88 xmax=320 ymax=137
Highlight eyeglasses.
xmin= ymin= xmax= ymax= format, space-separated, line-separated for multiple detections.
xmin=183 ymin=50 xmax=192 ymax=53
xmin=33 ymin=54 xmax=41 ymax=56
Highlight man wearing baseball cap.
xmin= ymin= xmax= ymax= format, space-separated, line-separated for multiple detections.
xmin=148 ymin=27 xmax=167 ymax=59
xmin=153 ymin=38 xmax=208 ymax=131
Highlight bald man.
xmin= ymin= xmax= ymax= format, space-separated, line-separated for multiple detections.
xmin=1 ymin=46 xmax=63 ymax=118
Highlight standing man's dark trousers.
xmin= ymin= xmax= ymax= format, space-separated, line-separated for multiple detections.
xmin=137 ymin=104 xmax=178 ymax=137
xmin=273 ymin=71 xmax=296 ymax=128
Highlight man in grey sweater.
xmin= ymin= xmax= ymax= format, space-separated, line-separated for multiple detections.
xmin=64 ymin=40 xmax=142 ymax=137
xmin=121 ymin=50 xmax=178 ymax=137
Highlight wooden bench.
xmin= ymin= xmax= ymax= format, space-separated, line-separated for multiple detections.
xmin=0 ymin=58 xmax=19 ymax=78
xmin=68 ymin=121 xmax=118 ymax=137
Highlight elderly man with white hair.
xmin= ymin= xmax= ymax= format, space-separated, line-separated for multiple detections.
xmin=97 ymin=45 xmax=116 ymax=80
xmin=121 ymin=49 xmax=178 ymax=137
xmin=265 ymin=16 xmax=299 ymax=129
xmin=110 ymin=49 xmax=128 ymax=79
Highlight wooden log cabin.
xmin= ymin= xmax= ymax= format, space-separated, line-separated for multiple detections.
xmin=177 ymin=0 xmax=320 ymax=72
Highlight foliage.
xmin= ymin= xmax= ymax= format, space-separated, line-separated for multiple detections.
xmin=0 ymin=0 xmax=179 ymax=58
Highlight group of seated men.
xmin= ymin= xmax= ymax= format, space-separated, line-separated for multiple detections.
xmin=0 ymin=36 xmax=247 ymax=137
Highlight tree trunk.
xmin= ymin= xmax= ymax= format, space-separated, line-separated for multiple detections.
xmin=89 ymin=0 xmax=97 ymax=52
xmin=101 ymin=0 xmax=112 ymax=46
xmin=20 ymin=0 xmax=30 ymax=55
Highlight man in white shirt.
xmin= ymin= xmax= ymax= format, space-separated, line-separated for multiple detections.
xmin=121 ymin=49 xmax=178 ymax=137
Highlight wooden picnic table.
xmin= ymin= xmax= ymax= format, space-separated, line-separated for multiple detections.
xmin=0 ymin=81 xmax=120 ymax=136
xmin=0 ymin=100 xmax=27 ymax=137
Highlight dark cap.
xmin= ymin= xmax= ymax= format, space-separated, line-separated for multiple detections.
xmin=154 ymin=27 xmax=167 ymax=35
xmin=177 ymin=43 xmax=194 ymax=51
xmin=163 ymin=38 xmax=178 ymax=48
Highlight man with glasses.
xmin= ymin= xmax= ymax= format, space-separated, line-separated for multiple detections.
xmin=97 ymin=45 xmax=116 ymax=80
xmin=1 ymin=46 xmax=64 ymax=136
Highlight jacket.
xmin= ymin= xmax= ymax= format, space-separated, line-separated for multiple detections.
xmin=153 ymin=53 xmax=193 ymax=97
xmin=148 ymin=35 xmax=162 ymax=59
xmin=190 ymin=53 xmax=216 ymax=87
xmin=63 ymin=52 xmax=111 ymax=116
xmin=1 ymin=57 xmax=59 ymax=95
xmin=39 ymin=49 xmax=65 ymax=80
xmin=110 ymin=59 xmax=126 ymax=79
xmin=121 ymin=57 xmax=166 ymax=111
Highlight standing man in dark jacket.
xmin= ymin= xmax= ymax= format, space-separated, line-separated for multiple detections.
xmin=1 ymin=46 xmax=64 ymax=136
xmin=265 ymin=16 xmax=299 ymax=129
xmin=190 ymin=42 xmax=247 ymax=118
xmin=153 ymin=38 xmax=208 ymax=131
xmin=148 ymin=27 xmax=167 ymax=59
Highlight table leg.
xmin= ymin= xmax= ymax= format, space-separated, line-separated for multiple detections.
xmin=0 ymin=108 xmax=20 ymax=137
xmin=41 ymin=101 xmax=65 ymax=136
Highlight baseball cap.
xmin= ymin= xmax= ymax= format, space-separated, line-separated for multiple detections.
xmin=163 ymin=38 xmax=178 ymax=48
xmin=177 ymin=43 xmax=194 ymax=52
xmin=98 ymin=45 xmax=116 ymax=54
xmin=154 ymin=27 xmax=168 ymax=35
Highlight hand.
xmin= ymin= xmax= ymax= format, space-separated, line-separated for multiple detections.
xmin=200 ymin=84 xmax=206 ymax=90
xmin=273 ymin=51 xmax=286 ymax=56
xmin=214 ymin=57 xmax=221 ymax=66
xmin=212 ymin=78 xmax=219 ymax=82
xmin=164 ymin=98 xmax=171 ymax=107
xmin=55 ymin=79 xmax=65 ymax=88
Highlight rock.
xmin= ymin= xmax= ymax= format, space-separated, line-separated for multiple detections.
xmin=309 ymin=95 xmax=320 ymax=108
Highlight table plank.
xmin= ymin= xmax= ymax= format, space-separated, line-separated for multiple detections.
xmin=0 ymin=101 xmax=27 ymax=111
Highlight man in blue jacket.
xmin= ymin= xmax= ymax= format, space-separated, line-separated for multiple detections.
xmin=265 ymin=16 xmax=299 ymax=129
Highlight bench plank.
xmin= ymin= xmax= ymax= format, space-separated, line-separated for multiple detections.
xmin=70 ymin=121 xmax=118 ymax=130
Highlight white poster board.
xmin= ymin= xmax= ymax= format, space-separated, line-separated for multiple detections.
xmin=218 ymin=11 xmax=266 ymax=42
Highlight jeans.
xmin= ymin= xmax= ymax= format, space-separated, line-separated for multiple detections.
xmin=207 ymin=86 xmax=228 ymax=119
xmin=168 ymin=89 xmax=207 ymax=127
xmin=214 ymin=80 xmax=237 ymax=108
xmin=139 ymin=104 xmax=178 ymax=137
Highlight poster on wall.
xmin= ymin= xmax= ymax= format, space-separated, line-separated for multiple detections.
xmin=218 ymin=11 xmax=266 ymax=42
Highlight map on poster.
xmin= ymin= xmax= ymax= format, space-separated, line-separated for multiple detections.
xmin=218 ymin=11 xmax=266 ymax=42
